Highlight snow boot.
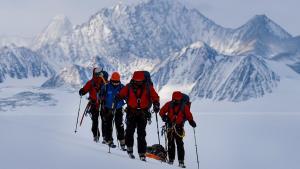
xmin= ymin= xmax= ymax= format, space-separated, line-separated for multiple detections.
xmin=139 ymin=154 xmax=146 ymax=162
xmin=93 ymin=136 xmax=99 ymax=143
xmin=128 ymin=152 xmax=135 ymax=159
xmin=179 ymin=161 xmax=186 ymax=168
xmin=127 ymin=147 xmax=135 ymax=159
xmin=168 ymin=159 xmax=174 ymax=165
xmin=107 ymin=141 xmax=116 ymax=148
xmin=120 ymin=139 xmax=126 ymax=151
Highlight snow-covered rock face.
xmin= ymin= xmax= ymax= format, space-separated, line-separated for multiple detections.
xmin=0 ymin=46 xmax=55 ymax=83
xmin=41 ymin=65 xmax=89 ymax=88
xmin=190 ymin=55 xmax=280 ymax=101
xmin=33 ymin=15 xmax=73 ymax=50
xmin=153 ymin=42 xmax=280 ymax=102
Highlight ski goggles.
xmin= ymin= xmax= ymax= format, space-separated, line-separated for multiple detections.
xmin=111 ymin=80 xmax=120 ymax=85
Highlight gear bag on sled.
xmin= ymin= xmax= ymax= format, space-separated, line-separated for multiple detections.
xmin=146 ymin=144 xmax=168 ymax=162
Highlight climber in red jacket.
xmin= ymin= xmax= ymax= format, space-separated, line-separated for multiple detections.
xmin=79 ymin=67 xmax=107 ymax=142
xmin=115 ymin=71 xmax=160 ymax=161
xmin=159 ymin=91 xmax=196 ymax=168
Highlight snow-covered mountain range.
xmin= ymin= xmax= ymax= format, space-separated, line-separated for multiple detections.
xmin=0 ymin=0 xmax=299 ymax=102
xmin=0 ymin=45 xmax=54 ymax=83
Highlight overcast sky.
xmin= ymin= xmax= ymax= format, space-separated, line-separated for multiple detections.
xmin=0 ymin=0 xmax=299 ymax=37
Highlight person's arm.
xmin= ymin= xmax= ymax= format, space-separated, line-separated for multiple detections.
xmin=159 ymin=102 xmax=169 ymax=117
xmin=79 ymin=81 xmax=91 ymax=96
xmin=115 ymin=84 xmax=129 ymax=101
xmin=185 ymin=105 xmax=196 ymax=128
xmin=149 ymin=85 xmax=159 ymax=103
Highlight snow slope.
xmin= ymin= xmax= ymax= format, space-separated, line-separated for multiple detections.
xmin=0 ymin=78 xmax=299 ymax=169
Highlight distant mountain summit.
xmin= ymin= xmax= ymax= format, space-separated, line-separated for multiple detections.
xmin=1 ymin=0 xmax=299 ymax=102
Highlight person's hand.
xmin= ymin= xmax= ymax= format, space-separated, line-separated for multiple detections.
xmin=153 ymin=102 xmax=160 ymax=113
xmin=162 ymin=115 xmax=169 ymax=123
xmin=189 ymin=120 xmax=197 ymax=128
xmin=79 ymin=88 xmax=84 ymax=96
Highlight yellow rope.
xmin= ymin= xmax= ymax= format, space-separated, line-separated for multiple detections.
xmin=167 ymin=124 xmax=185 ymax=138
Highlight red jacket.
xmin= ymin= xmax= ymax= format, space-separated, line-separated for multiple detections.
xmin=159 ymin=101 xmax=193 ymax=125
xmin=81 ymin=77 xmax=105 ymax=106
xmin=118 ymin=83 xmax=159 ymax=110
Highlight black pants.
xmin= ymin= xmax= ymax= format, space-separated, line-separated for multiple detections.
xmin=90 ymin=105 xmax=100 ymax=138
xmin=125 ymin=109 xmax=148 ymax=154
xmin=100 ymin=109 xmax=105 ymax=140
xmin=102 ymin=107 xmax=125 ymax=142
xmin=167 ymin=125 xmax=185 ymax=161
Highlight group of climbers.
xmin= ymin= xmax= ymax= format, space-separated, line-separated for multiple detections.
xmin=78 ymin=67 xmax=197 ymax=168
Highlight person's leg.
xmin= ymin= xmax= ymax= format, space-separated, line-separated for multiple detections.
xmin=167 ymin=129 xmax=176 ymax=163
xmin=90 ymin=106 xmax=100 ymax=141
xmin=103 ymin=108 xmax=113 ymax=143
xmin=125 ymin=111 xmax=136 ymax=154
xmin=115 ymin=108 xmax=125 ymax=142
xmin=175 ymin=126 xmax=185 ymax=167
xmin=100 ymin=108 xmax=106 ymax=142
xmin=136 ymin=111 xmax=147 ymax=157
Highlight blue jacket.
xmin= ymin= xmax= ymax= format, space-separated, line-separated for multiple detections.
xmin=101 ymin=82 xmax=125 ymax=109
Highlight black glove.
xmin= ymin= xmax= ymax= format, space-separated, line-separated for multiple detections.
xmin=153 ymin=102 xmax=160 ymax=113
xmin=79 ymin=88 xmax=84 ymax=96
xmin=189 ymin=120 xmax=197 ymax=128
xmin=162 ymin=115 xmax=169 ymax=123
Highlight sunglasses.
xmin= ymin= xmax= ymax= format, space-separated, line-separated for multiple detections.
xmin=111 ymin=80 xmax=120 ymax=85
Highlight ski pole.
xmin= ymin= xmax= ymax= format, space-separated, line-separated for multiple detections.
xmin=154 ymin=111 xmax=161 ymax=145
xmin=193 ymin=128 xmax=200 ymax=169
xmin=80 ymin=102 xmax=91 ymax=126
xmin=109 ymin=102 xmax=116 ymax=153
xmin=96 ymin=100 xmax=102 ymax=142
xmin=74 ymin=96 xmax=82 ymax=133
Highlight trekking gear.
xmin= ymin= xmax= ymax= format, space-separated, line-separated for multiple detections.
xmin=139 ymin=154 xmax=146 ymax=161
xmin=74 ymin=96 xmax=82 ymax=133
xmin=121 ymin=145 xmax=126 ymax=151
xmin=128 ymin=152 xmax=135 ymax=159
xmin=93 ymin=68 xmax=102 ymax=76
xmin=93 ymin=136 xmax=100 ymax=143
xmin=132 ymin=71 xmax=145 ymax=82
xmin=155 ymin=111 xmax=161 ymax=145
xmin=162 ymin=115 xmax=169 ymax=123
xmin=172 ymin=91 xmax=183 ymax=101
xmin=179 ymin=161 xmax=186 ymax=168
xmin=109 ymin=103 xmax=117 ymax=153
xmin=111 ymin=72 xmax=121 ymax=81
xmin=111 ymin=81 xmax=120 ymax=86
xmin=193 ymin=128 xmax=200 ymax=169
xmin=189 ymin=120 xmax=197 ymax=128
xmin=120 ymin=139 xmax=126 ymax=151
xmin=146 ymin=144 xmax=168 ymax=162
xmin=101 ymin=70 xmax=109 ymax=81
xmin=168 ymin=160 xmax=174 ymax=165
xmin=79 ymin=102 xmax=91 ymax=126
xmin=108 ymin=142 xmax=117 ymax=148
xmin=126 ymin=71 xmax=155 ymax=110
xmin=79 ymin=88 xmax=84 ymax=96
xmin=102 ymin=83 xmax=125 ymax=109
xmin=153 ymin=102 xmax=160 ymax=113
